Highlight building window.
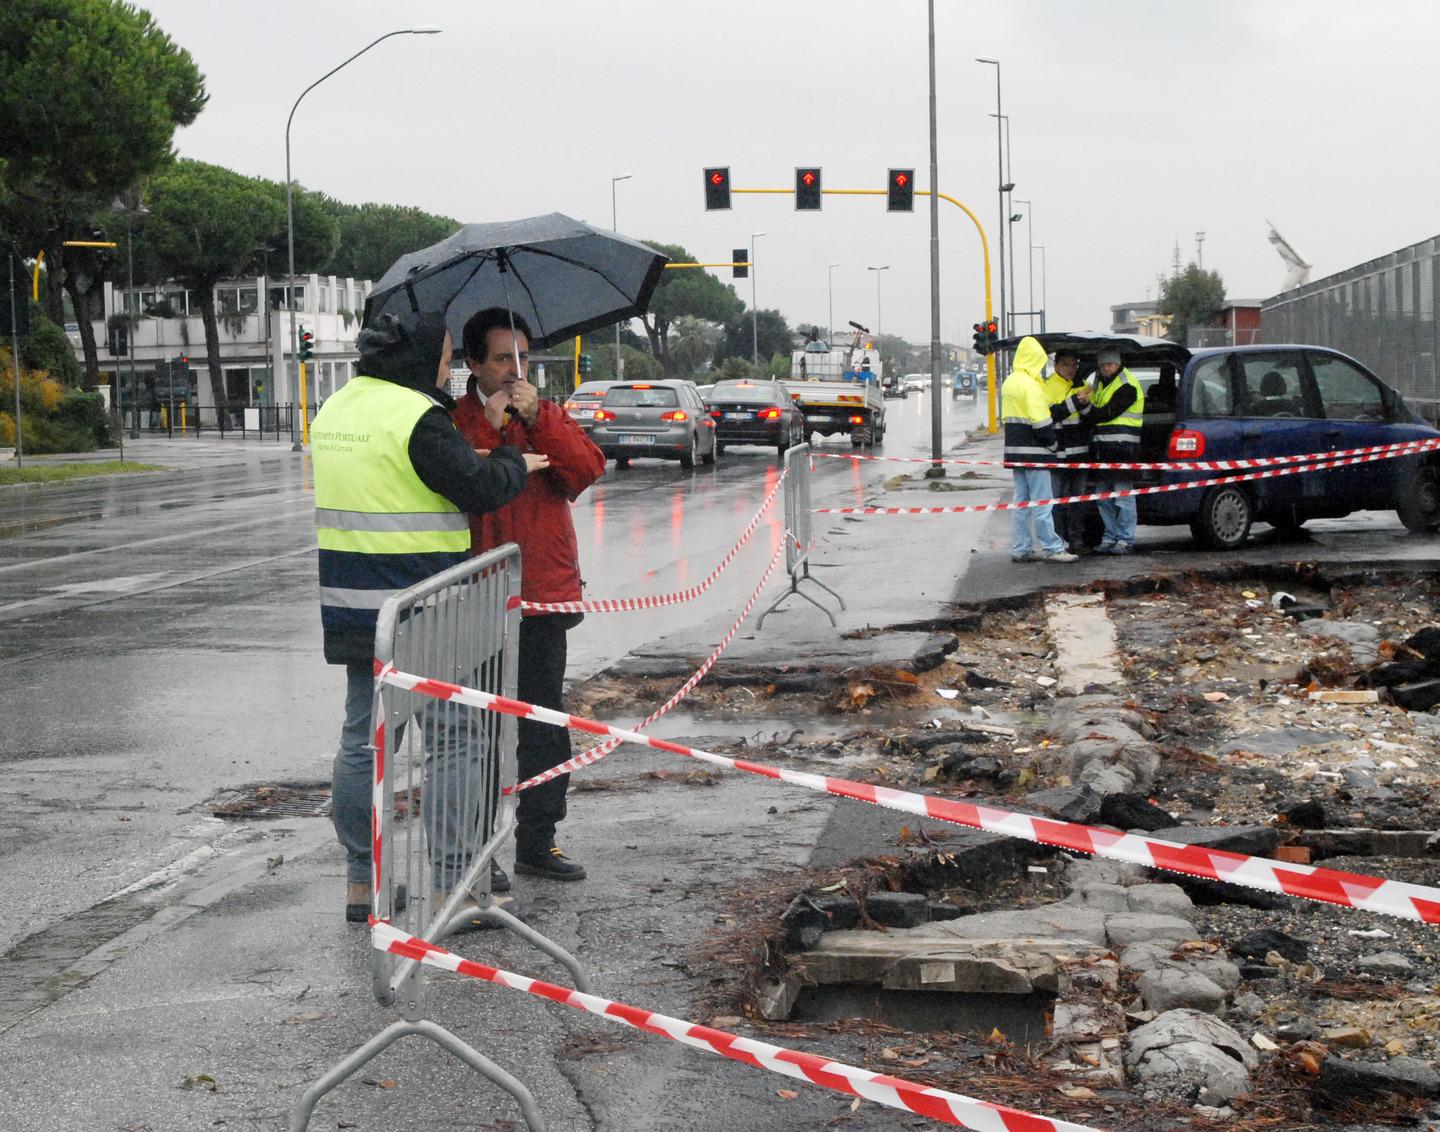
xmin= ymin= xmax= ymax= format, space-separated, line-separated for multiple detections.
xmin=318 ymin=284 xmax=330 ymax=314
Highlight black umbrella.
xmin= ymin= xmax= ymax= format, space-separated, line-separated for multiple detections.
xmin=362 ymin=212 xmax=668 ymax=348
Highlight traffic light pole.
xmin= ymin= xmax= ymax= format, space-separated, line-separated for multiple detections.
xmin=731 ymin=185 xmax=998 ymax=435
xmin=8 ymin=254 xmax=22 ymax=468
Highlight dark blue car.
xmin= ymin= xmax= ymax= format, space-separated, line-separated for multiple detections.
xmin=993 ymin=333 xmax=1440 ymax=549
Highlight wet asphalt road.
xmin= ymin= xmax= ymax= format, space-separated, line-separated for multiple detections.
xmin=0 ymin=389 xmax=988 ymax=956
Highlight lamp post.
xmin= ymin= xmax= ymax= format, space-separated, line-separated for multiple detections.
xmin=611 ymin=173 xmax=632 ymax=378
xmin=827 ymin=262 xmax=840 ymax=344
xmin=112 ymin=195 xmax=149 ymax=444
xmin=990 ymin=112 xmax=1016 ymax=335
xmin=1032 ymin=244 xmax=1047 ymax=331
xmin=285 ymin=26 xmax=442 ymax=451
xmin=749 ymin=231 xmax=766 ymax=368
xmin=976 ymin=58 xmax=1006 ymax=345
xmin=1014 ymin=198 xmax=1034 ymax=333
xmin=867 ymin=265 xmax=890 ymax=343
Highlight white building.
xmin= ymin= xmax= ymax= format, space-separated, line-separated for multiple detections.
xmin=82 ymin=273 xmax=372 ymax=425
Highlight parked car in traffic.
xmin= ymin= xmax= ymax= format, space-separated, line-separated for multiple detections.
xmin=562 ymin=380 xmax=613 ymax=433
xmin=901 ymin=373 xmax=928 ymax=392
xmin=590 ymin=380 xmax=718 ymax=469
xmin=991 ymin=332 xmax=1440 ymax=549
xmin=701 ymin=379 xmax=807 ymax=457
xmin=952 ymin=369 xmax=980 ymax=400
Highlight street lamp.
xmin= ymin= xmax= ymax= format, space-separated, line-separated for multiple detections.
xmin=749 ymin=231 xmax=766 ymax=367
xmin=867 ymin=265 xmax=890 ymax=343
xmin=112 ymin=195 xmax=149 ymax=444
xmin=1014 ymin=198 xmax=1034 ymax=333
xmin=976 ymin=57 xmax=1006 ymax=344
xmin=611 ymin=173 xmax=632 ymax=378
xmin=990 ymin=112 xmax=1016 ymax=335
xmin=1032 ymin=244 xmax=1047 ymax=331
xmin=285 ymin=26 xmax=442 ymax=450
xmin=827 ymin=262 xmax=841 ymax=344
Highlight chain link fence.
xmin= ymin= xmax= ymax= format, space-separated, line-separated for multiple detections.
xmin=1262 ymin=236 xmax=1439 ymax=418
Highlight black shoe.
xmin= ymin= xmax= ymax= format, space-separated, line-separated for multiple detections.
xmin=490 ymin=860 xmax=512 ymax=893
xmin=345 ymin=881 xmax=408 ymax=924
xmin=514 ymin=845 xmax=587 ymax=881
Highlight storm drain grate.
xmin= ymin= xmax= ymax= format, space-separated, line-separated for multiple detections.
xmin=212 ymin=783 xmax=333 ymax=820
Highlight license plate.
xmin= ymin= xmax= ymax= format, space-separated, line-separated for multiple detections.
xmin=724 ymin=412 xmax=751 ymax=420
xmin=618 ymin=434 xmax=654 ymax=445
xmin=571 ymin=408 xmax=595 ymax=418
xmin=807 ymin=414 xmax=833 ymax=423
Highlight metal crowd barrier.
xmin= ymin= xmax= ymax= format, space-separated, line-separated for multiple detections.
xmin=756 ymin=443 xmax=845 ymax=628
xmin=293 ymin=545 xmax=591 ymax=1132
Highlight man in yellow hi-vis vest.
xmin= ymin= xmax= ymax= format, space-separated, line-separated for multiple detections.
xmin=1081 ymin=347 xmax=1145 ymax=554
xmin=312 ymin=310 xmax=546 ymax=924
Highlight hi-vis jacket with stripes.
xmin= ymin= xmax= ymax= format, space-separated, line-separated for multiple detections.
xmin=1085 ymin=366 xmax=1145 ymax=462
xmin=312 ymin=374 xmax=526 ymax=664
xmin=1044 ymin=372 xmax=1090 ymax=461
xmin=1000 ymin=337 xmax=1061 ymax=465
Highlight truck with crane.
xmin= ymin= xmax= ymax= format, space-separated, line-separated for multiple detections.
xmin=784 ymin=322 xmax=887 ymax=447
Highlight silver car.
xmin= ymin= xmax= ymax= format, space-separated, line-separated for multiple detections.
xmin=590 ymin=380 xmax=718 ymax=469
xmin=562 ymin=380 xmax=614 ymax=434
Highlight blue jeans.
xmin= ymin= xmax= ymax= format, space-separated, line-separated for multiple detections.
xmin=1096 ymin=475 xmax=1137 ymax=546
xmin=1011 ymin=467 xmax=1065 ymax=557
xmin=332 ymin=662 xmax=483 ymax=890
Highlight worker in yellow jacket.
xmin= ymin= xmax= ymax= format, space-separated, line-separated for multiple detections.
xmin=1000 ymin=337 xmax=1077 ymax=563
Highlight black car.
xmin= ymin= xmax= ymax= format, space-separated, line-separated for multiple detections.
xmin=702 ymin=379 xmax=806 ymax=456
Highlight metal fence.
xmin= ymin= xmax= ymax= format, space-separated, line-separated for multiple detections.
xmin=1262 ymin=235 xmax=1440 ymax=414
xmin=756 ymin=443 xmax=844 ymax=628
xmin=293 ymin=546 xmax=590 ymax=1132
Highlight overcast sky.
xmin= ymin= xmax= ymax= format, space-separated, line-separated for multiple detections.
xmin=136 ymin=0 xmax=1438 ymax=345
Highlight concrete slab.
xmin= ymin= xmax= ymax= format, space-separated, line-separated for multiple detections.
xmin=1045 ymin=592 xmax=1123 ymax=694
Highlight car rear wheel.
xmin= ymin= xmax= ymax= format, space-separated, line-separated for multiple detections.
xmin=1192 ymin=484 xmax=1253 ymax=550
xmin=701 ymin=432 xmax=717 ymax=466
xmin=679 ymin=432 xmax=697 ymax=469
xmin=614 ymin=456 xmax=630 ymax=469
xmin=1398 ymin=464 xmax=1440 ymax=533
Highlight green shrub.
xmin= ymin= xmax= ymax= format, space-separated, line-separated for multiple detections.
xmin=20 ymin=310 xmax=83 ymax=387
xmin=56 ymin=390 xmax=110 ymax=447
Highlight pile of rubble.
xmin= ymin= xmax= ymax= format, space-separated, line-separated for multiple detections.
xmin=696 ymin=567 xmax=1440 ymax=1129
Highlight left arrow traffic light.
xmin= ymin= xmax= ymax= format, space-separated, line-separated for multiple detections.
xmin=795 ymin=167 xmax=822 ymax=210
xmin=703 ymin=167 xmax=731 ymax=211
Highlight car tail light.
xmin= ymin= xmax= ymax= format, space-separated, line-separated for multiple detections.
xmin=593 ymin=408 xmax=615 ymax=422
xmin=563 ymin=400 xmax=578 ymax=411
xmin=1168 ymin=429 xmax=1205 ymax=459
xmin=660 ymin=410 xmax=688 ymax=422
xmin=848 ymin=414 xmax=865 ymax=425
xmin=630 ymin=383 xmax=652 ymax=390
xmin=757 ymin=407 xmax=782 ymax=420
xmin=709 ymin=409 xmax=723 ymax=418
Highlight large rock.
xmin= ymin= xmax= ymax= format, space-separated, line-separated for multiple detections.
xmin=1120 ymin=942 xmax=1241 ymax=994
xmin=1148 ymin=824 xmax=1281 ymax=858
xmin=1218 ymin=727 xmax=1348 ymax=756
xmin=1104 ymin=912 xmax=1198 ymax=950
xmin=1125 ymin=1009 xmax=1256 ymax=1102
xmin=1319 ymin=1055 xmax=1440 ymax=1100
xmin=1136 ymin=967 xmax=1227 ymax=1014
xmin=934 ymin=906 xmax=1108 ymax=946
xmin=1025 ymin=783 xmax=1103 ymax=823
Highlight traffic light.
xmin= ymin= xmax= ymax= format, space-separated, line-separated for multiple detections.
xmin=731 ymin=248 xmax=748 ymax=279
xmin=887 ymin=168 xmax=915 ymax=212
xmin=795 ymin=166 xmax=822 ymax=210
xmin=299 ymin=327 xmax=314 ymax=362
xmin=578 ymin=353 xmax=593 ymax=376
xmin=703 ymin=167 xmax=731 ymax=211
xmin=108 ymin=322 xmax=128 ymax=356
xmin=1 ymin=253 xmax=31 ymax=336
xmin=971 ymin=319 xmax=999 ymax=355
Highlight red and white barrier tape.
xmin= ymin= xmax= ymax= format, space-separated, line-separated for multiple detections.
xmin=520 ymin=469 xmax=786 ymax=614
xmin=814 ymin=443 xmax=1429 ymax=515
xmin=369 ymin=920 xmax=1105 ymax=1132
xmin=372 ymin=667 xmax=1440 ymax=924
xmin=506 ymin=541 xmax=788 ymax=793
xmin=811 ymin=436 xmax=1440 ymax=472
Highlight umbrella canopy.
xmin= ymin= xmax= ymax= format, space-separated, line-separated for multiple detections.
xmin=363 ymin=212 xmax=668 ymax=349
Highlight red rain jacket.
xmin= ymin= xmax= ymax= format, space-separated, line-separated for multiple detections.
xmin=452 ymin=389 xmax=606 ymax=610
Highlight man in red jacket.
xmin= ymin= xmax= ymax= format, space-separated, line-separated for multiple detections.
xmin=454 ymin=307 xmax=607 ymax=886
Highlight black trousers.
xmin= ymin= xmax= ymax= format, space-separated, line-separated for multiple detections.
xmin=515 ymin=613 xmax=581 ymax=854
